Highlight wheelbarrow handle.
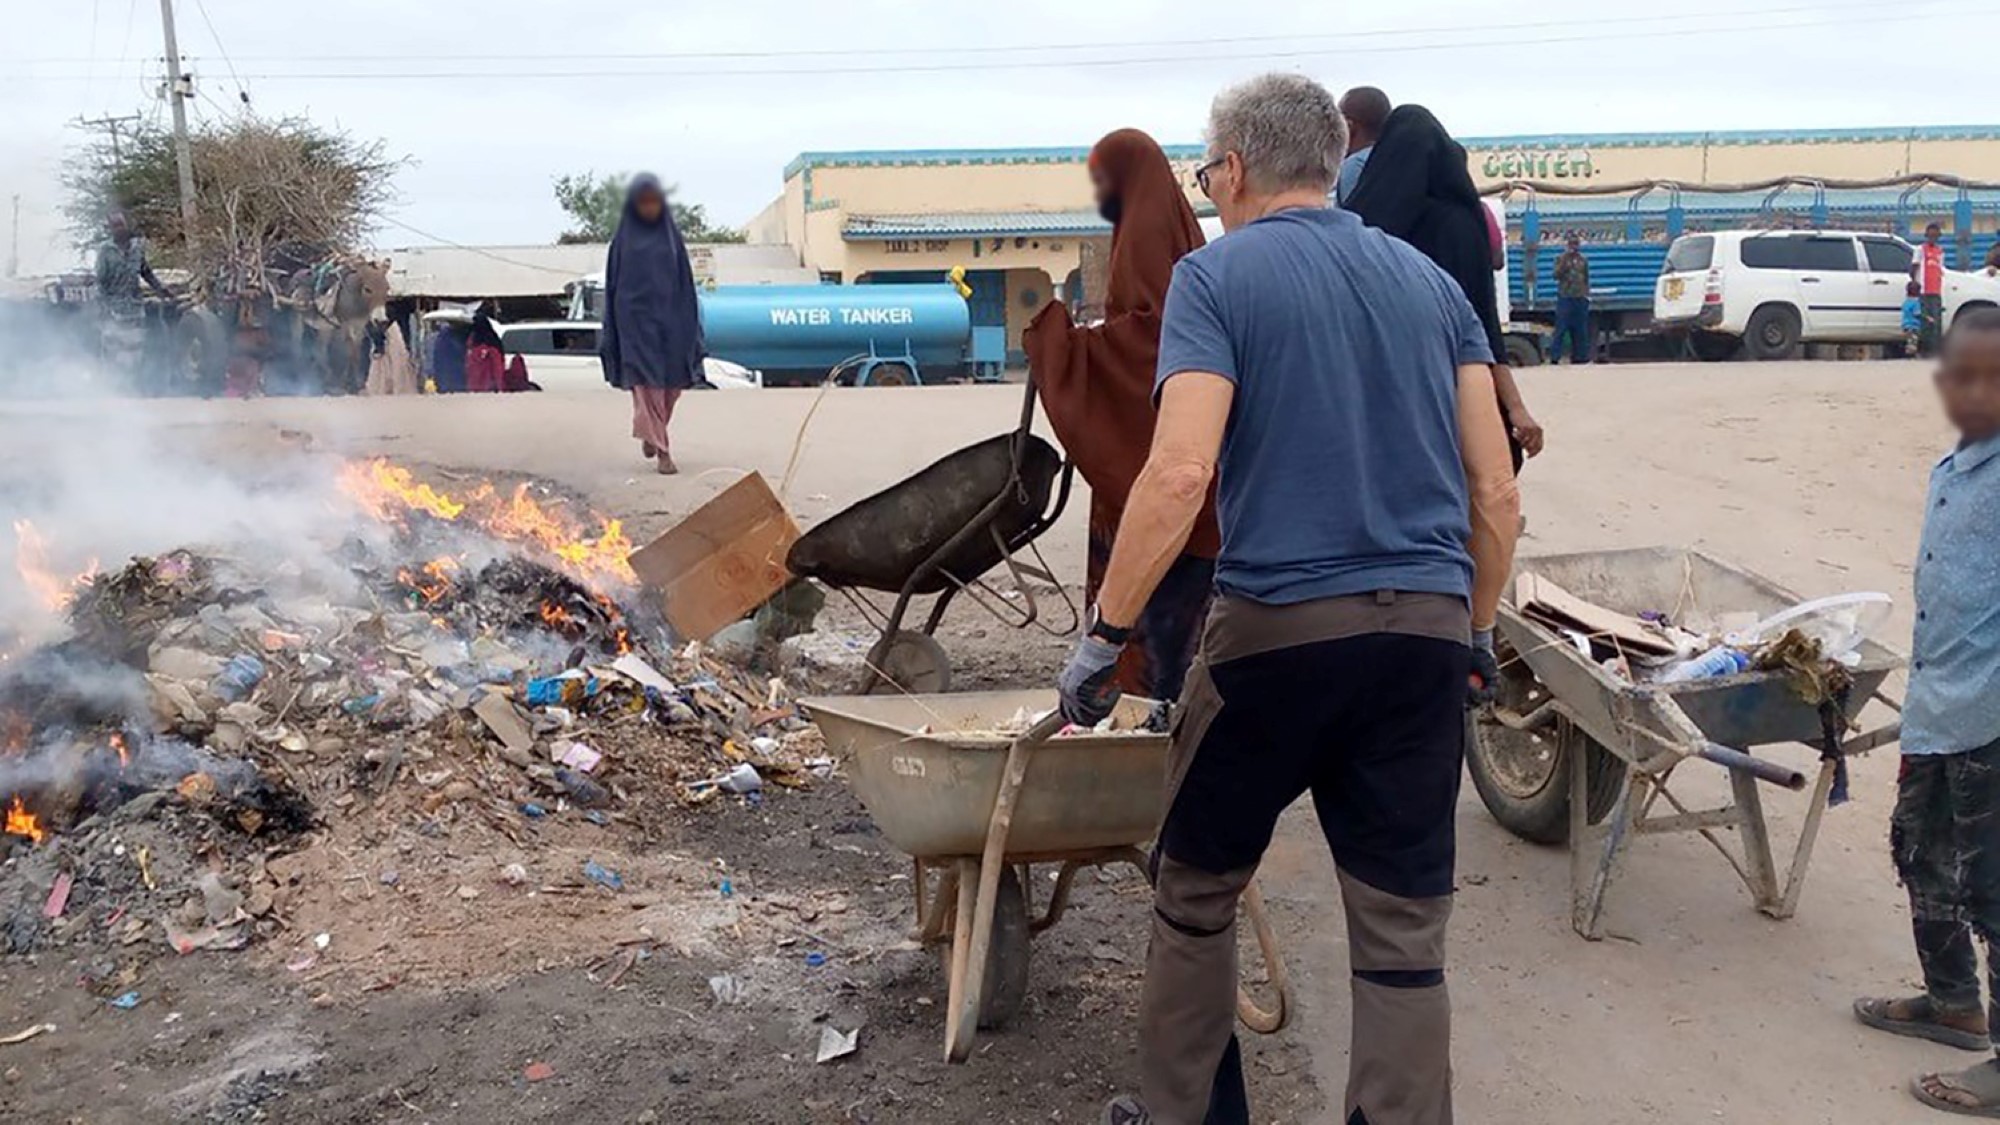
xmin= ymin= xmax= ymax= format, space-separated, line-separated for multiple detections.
xmin=945 ymin=708 xmax=1068 ymax=1062
xmin=1016 ymin=708 xmax=1070 ymax=746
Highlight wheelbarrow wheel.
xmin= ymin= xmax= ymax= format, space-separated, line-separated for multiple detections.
xmin=1467 ymin=656 xmax=1624 ymax=845
xmin=938 ymin=863 xmax=1032 ymax=1030
xmin=864 ymin=630 xmax=952 ymax=695
xmin=975 ymin=866 xmax=1031 ymax=1029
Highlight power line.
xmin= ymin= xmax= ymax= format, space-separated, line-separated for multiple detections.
xmin=85 ymin=0 xmax=102 ymax=102
xmin=190 ymin=0 xmax=248 ymax=105
xmin=4 ymin=0 xmax=1942 ymax=66
xmin=16 ymin=7 xmax=1970 ymax=85
xmin=142 ymin=9 xmax=1988 ymax=82
xmin=373 ymin=214 xmax=601 ymax=274
xmin=116 ymin=0 xmax=139 ymax=63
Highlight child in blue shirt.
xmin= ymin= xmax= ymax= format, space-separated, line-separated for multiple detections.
xmin=1854 ymin=308 xmax=2000 ymax=1115
xmin=1904 ymin=281 xmax=1926 ymax=358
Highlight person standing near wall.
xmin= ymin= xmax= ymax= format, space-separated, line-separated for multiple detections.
xmin=1023 ymin=129 xmax=1220 ymax=703
xmin=1552 ymin=233 xmax=1592 ymax=364
xmin=600 ymin=173 xmax=705 ymax=476
xmin=1916 ymin=223 xmax=1948 ymax=357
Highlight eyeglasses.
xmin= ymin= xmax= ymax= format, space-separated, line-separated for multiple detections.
xmin=1193 ymin=157 xmax=1226 ymax=198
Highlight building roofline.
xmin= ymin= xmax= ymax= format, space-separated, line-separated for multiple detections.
xmin=783 ymin=125 xmax=2000 ymax=178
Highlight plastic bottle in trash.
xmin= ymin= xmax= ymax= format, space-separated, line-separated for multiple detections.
xmin=1656 ymin=646 xmax=1750 ymax=685
xmin=211 ymin=654 xmax=267 ymax=702
xmin=555 ymin=767 xmax=611 ymax=808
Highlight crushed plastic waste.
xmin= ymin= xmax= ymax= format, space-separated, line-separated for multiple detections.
xmin=582 ymin=860 xmax=624 ymax=892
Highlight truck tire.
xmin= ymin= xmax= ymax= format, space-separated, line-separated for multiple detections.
xmin=861 ymin=362 xmax=915 ymax=387
xmin=1466 ymin=652 xmax=1626 ymax=845
xmin=1743 ymin=305 xmax=1801 ymax=361
xmin=1950 ymin=301 xmax=1998 ymax=333
xmin=1502 ymin=335 xmax=1542 ymax=369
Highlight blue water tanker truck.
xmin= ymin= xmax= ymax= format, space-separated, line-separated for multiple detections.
xmin=569 ymin=276 xmax=1005 ymax=387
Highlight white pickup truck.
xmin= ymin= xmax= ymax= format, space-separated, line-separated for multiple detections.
xmin=1653 ymin=229 xmax=2000 ymax=360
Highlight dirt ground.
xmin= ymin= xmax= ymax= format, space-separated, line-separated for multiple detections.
xmin=0 ymin=360 xmax=1970 ymax=1123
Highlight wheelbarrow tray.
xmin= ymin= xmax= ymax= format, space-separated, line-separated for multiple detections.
xmin=786 ymin=433 xmax=1062 ymax=595
xmin=803 ymin=690 xmax=1166 ymax=858
xmin=1499 ymin=547 xmax=1901 ymax=762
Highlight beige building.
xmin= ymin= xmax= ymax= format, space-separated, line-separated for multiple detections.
xmin=748 ymin=126 xmax=2000 ymax=358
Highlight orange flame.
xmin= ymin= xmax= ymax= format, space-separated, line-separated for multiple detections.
xmin=4 ymin=796 xmax=44 ymax=845
xmin=539 ymin=600 xmax=574 ymax=630
xmin=337 ymin=460 xmax=637 ymax=589
xmin=110 ymin=732 xmax=130 ymax=769
xmin=397 ymin=554 xmax=461 ymax=605
xmin=337 ymin=460 xmax=466 ymax=522
xmin=12 ymin=520 xmax=97 ymax=613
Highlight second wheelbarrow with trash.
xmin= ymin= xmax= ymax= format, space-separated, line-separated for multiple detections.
xmin=805 ymin=689 xmax=1291 ymax=1062
xmin=1467 ymin=547 xmax=1904 ymax=939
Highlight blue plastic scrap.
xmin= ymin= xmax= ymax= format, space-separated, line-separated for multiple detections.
xmin=525 ymin=674 xmax=600 ymax=707
xmin=804 ymin=952 xmax=828 ymax=969
xmin=108 ymin=991 xmax=140 ymax=1010
xmin=582 ymin=860 xmax=624 ymax=892
xmin=212 ymin=654 xmax=267 ymax=703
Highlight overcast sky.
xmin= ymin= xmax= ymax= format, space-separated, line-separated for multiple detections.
xmin=3 ymin=0 xmax=1995 ymax=274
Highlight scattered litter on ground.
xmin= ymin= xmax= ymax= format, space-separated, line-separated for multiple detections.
xmin=582 ymin=860 xmax=624 ymax=892
xmin=815 ymin=1025 xmax=859 ymax=1064
xmin=0 ymin=1024 xmax=55 ymax=1046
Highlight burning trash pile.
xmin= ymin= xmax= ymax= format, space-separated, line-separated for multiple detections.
xmin=1 ymin=459 xmax=830 ymax=962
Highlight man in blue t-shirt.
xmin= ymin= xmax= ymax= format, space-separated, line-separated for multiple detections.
xmin=1057 ymin=73 xmax=1520 ymax=1125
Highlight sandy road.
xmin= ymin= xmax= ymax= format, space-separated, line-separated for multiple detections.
xmin=0 ymin=359 xmax=1964 ymax=1122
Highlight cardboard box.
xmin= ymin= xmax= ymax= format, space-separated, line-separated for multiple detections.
xmin=627 ymin=472 xmax=799 ymax=642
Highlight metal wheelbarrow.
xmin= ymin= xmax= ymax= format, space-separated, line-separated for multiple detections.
xmin=804 ymin=689 xmax=1291 ymax=1062
xmin=1467 ymin=547 xmax=1904 ymax=938
xmin=786 ymin=377 xmax=1076 ymax=694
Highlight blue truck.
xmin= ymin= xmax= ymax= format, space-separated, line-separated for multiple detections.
xmin=1498 ymin=183 xmax=2000 ymax=363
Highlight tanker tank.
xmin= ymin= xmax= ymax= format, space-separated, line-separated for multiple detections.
xmin=697 ymin=284 xmax=980 ymax=387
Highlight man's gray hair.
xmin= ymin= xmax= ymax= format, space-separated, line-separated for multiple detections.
xmin=1205 ymin=73 xmax=1348 ymax=195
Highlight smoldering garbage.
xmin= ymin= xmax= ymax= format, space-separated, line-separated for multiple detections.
xmin=0 ymin=469 xmax=834 ymax=966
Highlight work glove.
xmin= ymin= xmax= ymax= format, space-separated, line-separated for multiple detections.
xmin=1468 ymin=628 xmax=1501 ymax=709
xmin=1057 ymin=634 xmax=1124 ymax=728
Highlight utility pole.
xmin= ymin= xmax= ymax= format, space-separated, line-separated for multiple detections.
xmin=72 ymin=113 xmax=144 ymax=169
xmin=158 ymin=0 xmax=199 ymax=255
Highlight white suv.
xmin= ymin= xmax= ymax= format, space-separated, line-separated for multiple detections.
xmin=1653 ymin=229 xmax=2000 ymax=360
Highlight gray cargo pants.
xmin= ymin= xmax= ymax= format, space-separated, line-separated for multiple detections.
xmin=1140 ymin=591 xmax=1468 ymax=1125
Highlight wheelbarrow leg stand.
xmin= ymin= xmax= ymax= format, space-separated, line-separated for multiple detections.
xmin=1571 ymin=752 xmax=1640 ymax=940
xmin=1770 ymin=758 xmax=1839 ymax=919
xmin=1729 ymin=764 xmax=1784 ymax=915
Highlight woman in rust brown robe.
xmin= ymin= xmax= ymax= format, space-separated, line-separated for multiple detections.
xmin=1024 ymin=129 xmax=1221 ymax=702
